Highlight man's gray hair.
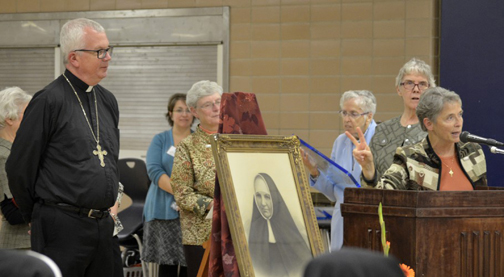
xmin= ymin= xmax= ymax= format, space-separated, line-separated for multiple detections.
xmin=60 ymin=18 xmax=105 ymax=64
xmin=416 ymin=87 xmax=462 ymax=132
xmin=186 ymin=80 xmax=223 ymax=108
xmin=340 ymin=90 xmax=377 ymax=115
xmin=395 ymin=58 xmax=436 ymax=88
xmin=0 ymin=87 xmax=32 ymax=129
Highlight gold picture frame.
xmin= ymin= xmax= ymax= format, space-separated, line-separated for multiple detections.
xmin=210 ymin=134 xmax=325 ymax=277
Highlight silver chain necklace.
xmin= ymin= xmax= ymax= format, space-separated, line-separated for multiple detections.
xmin=63 ymin=73 xmax=107 ymax=167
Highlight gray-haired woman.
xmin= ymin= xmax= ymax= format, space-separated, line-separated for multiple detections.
xmin=369 ymin=58 xmax=436 ymax=182
xmin=0 ymin=86 xmax=32 ymax=249
xmin=349 ymin=87 xmax=487 ymax=191
xmin=171 ymin=80 xmax=222 ymax=277
xmin=302 ymin=90 xmax=377 ymax=251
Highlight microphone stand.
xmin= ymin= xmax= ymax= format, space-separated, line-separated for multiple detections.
xmin=490 ymin=146 xmax=504 ymax=155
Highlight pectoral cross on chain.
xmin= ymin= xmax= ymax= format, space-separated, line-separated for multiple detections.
xmin=93 ymin=143 xmax=107 ymax=167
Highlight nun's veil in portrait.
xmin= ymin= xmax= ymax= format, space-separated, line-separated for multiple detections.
xmin=248 ymin=173 xmax=312 ymax=276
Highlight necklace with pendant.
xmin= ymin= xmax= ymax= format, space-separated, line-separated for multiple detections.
xmin=441 ymin=156 xmax=455 ymax=177
xmin=63 ymin=73 xmax=107 ymax=167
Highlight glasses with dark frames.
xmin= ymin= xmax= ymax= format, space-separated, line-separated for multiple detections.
xmin=73 ymin=47 xmax=114 ymax=59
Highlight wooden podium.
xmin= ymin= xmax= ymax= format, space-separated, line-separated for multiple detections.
xmin=341 ymin=187 xmax=504 ymax=277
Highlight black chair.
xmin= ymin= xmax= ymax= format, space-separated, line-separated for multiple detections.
xmin=117 ymin=158 xmax=150 ymax=276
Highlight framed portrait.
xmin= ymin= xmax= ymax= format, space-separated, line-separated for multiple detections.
xmin=211 ymin=134 xmax=325 ymax=277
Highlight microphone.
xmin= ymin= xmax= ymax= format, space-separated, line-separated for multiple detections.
xmin=459 ymin=131 xmax=504 ymax=147
xmin=490 ymin=146 xmax=504 ymax=155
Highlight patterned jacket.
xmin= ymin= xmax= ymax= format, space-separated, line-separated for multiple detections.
xmin=363 ymin=136 xmax=487 ymax=190
xmin=171 ymin=126 xmax=215 ymax=245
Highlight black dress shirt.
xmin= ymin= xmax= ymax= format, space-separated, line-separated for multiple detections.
xmin=6 ymin=70 xmax=120 ymax=223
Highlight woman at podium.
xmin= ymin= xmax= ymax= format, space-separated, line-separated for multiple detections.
xmin=349 ymin=87 xmax=487 ymax=191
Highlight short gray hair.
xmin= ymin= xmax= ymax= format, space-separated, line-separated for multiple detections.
xmin=60 ymin=18 xmax=105 ymax=64
xmin=340 ymin=90 xmax=376 ymax=115
xmin=416 ymin=87 xmax=461 ymax=132
xmin=0 ymin=87 xmax=32 ymax=129
xmin=186 ymin=80 xmax=223 ymax=108
xmin=395 ymin=58 xmax=436 ymax=88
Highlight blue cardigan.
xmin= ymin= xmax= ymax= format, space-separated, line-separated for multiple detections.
xmin=143 ymin=129 xmax=191 ymax=222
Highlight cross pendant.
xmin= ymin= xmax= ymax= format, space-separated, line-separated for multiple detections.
xmin=449 ymin=169 xmax=454 ymax=177
xmin=93 ymin=143 xmax=108 ymax=167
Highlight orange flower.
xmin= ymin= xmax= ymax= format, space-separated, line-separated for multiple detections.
xmin=399 ymin=263 xmax=415 ymax=277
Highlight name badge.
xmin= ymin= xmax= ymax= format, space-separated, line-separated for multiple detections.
xmin=167 ymin=146 xmax=176 ymax=156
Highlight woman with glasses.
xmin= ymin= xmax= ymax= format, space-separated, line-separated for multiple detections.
xmin=367 ymin=58 xmax=436 ymax=183
xmin=349 ymin=87 xmax=487 ymax=191
xmin=171 ymin=80 xmax=222 ymax=277
xmin=302 ymin=90 xmax=377 ymax=251
xmin=142 ymin=93 xmax=194 ymax=277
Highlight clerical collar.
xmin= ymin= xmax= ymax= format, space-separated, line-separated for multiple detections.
xmin=63 ymin=70 xmax=94 ymax=93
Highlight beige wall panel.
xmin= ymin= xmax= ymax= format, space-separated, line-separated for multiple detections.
xmin=251 ymin=24 xmax=280 ymax=40
xmin=230 ymin=7 xmax=251 ymax=24
xmin=230 ymin=41 xmax=250 ymax=59
xmin=340 ymin=76 xmax=372 ymax=92
xmin=255 ymin=94 xmax=281 ymax=112
xmin=281 ymin=5 xmax=310 ymax=23
xmin=309 ymin=94 xmax=340 ymax=111
xmin=373 ymin=76 xmax=398 ymax=94
xmin=280 ymin=112 xmax=310 ymax=129
xmin=251 ymin=6 xmax=280 ymax=23
xmin=309 ymin=130 xmax=339 ymax=148
xmin=251 ymin=41 xmax=280 ymax=58
xmin=405 ymin=38 xmax=432 ymax=56
xmin=90 ymin=0 xmax=115 ymax=10
xmin=230 ymin=76 xmax=252 ymax=93
xmin=310 ymin=22 xmax=340 ymax=40
xmin=230 ymin=59 xmax=251 ymax=76
xmin=341 ymin=21 xmax=372 ymax=39
xmin=341 ymin=58 xmax=373 ymax=75
xmin=373 ymin=39 xmax=405 ymax=57
xmin=116 ymin=0 xmax=142 ymax=10
xmin=311 ymin=58 xmax=340 ymax=76
xmin=141 ymin=0 xmax=168 ymax=9
xmin=341 ymin=3 xmax=373 ymax=21
xmin=261 ymin=112 xmax=280 ymax=129
xmin=406 ymin=0 xmax=433 ymax=19
xmin=40 ymin=0 xmax=65 ymax=12
xmin=311 ymin=4 xmax=341 ymax=22
xmin=251 ymin=77 xmax=280 ymax=94
xmin=250 ymin=59 xmax=281 ymax=76
xmin=252 ymin=0 xmax=280 ymax=6
xmin=374 ymin=20 xmax=406 ymax=39
xmin=375 ymin=94 xmax=405 ymax=112
xmin=311 ymin=77 xmax=340 ymax=94
xmin=310 ymin=113 xmax=340 ymax=130
xmin=281 ymin=23 xmax=311 ymax=40
xmin=281 ymin=77 xmax=310 ymax=94
xmin=231 ymin=24 xmax=251 ymax=41
xmin=281 ymin=59 xmax=310 ymax=76
xmin=17 ymin=0 xmax=40 ymax=12
xmin=0 ymin=0 xmax=16 ymax=13
xmin=279 ymin=94 xmax=310 ymax=111
xmin=341 ymin=39 xmax=373 ymax=57
xmin=373 ymin=57 xmax=408 ymax=75
xmin=311 ymin=40 xmax=341 ymax=58
xmin=373 ymin=1 xmax=405 ymax=20
xmin=281 ymin=41 xmax=310 ymax=58
xmin=406 ymin=19 xmax=434 ymax=37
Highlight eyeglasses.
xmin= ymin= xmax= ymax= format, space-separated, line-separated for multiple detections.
xmin=197 ymin=100 xmax=221 ymax=110
xmin=339 ymin=110 xmax=369 ymax=119
xmin=400 ymin=80 xmax=430 ymax=91
xmin=73 ymin=47 xmax=114 ymax=59
xmin=173 ymin=109 xmax=191 ymax=114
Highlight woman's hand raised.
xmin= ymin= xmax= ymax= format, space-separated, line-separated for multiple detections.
xmin=345 ymin=127 xmax=376 ymax=181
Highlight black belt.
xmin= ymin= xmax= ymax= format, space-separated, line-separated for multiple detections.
xmin=40 ymin=199 xmax=110 ymax=219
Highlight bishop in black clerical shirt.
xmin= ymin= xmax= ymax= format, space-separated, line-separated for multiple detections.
xmin=6 ymin=69 xmax=119 ymax=223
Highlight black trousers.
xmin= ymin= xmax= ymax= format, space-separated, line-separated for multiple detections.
xmin=183 ymin=244 xmax=205 ymax=277
xmin=31 ymin=202 xmax=115 ymax=277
